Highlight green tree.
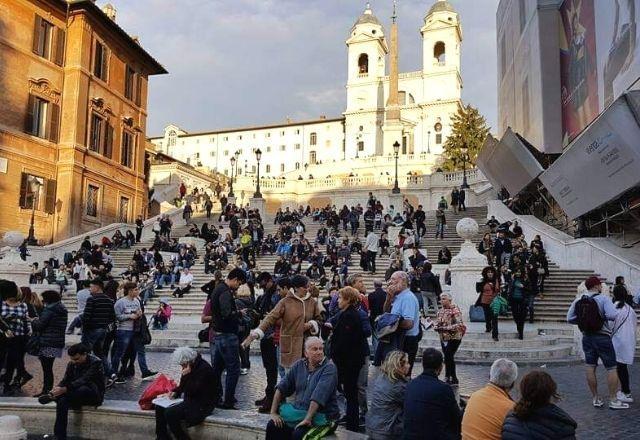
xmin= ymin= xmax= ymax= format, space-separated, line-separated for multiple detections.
xmin=439 ymin=103 xmax=490 ymax=172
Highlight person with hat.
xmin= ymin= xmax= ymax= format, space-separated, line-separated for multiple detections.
xmin=80 ymin=279 xmax=116 ymax=379
xmin=567 ymin=276 xmax=628 ymax=410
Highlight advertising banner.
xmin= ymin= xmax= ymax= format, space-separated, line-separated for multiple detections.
xmin=539 ymin=92 xmax=640 ymax=219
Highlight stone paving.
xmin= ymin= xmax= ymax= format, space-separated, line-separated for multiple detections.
xmin=10 ymin=352 xmax=640 ymax=439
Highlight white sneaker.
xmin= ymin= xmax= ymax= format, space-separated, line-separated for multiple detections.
xmin=609 ymin=399 xmax=630 ymax=410
xmin=240 ymin=368 xmax=249 ymax=375
xmin=617 ymin=391 xmax=634 ymax=403
xmin=592 ymin=398 xmax=604 ymax=408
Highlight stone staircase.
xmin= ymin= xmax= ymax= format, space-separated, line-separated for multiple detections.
xmin=60 ymin=206 xmax=597 ymax=364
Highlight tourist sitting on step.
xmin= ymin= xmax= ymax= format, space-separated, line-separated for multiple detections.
xmin=172 ymin=268 xmax=193 ymax=298
xmin=437 ymin=246 xmax=452 ymax=264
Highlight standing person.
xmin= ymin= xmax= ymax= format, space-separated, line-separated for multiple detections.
xmin=81 ymin=279 xmax=116 ymax=379
xmin=204 ymin=198 xmax=213 ymax=219
xmin=209 ymin=268 xmax=247 ymax=409
xmin=365 ymin=229 xmax=379 ymax=274
xmin=0 ymin=280 xmax=30 ymax=395
xmin=458 ymin=187 xmax=466 ymax=211
xmin=37 ymin=343 xmax=105 ymax=440
xmin=31 ymin=290 xmax=68 ymax=397
xmin=384 ymin=271 xmax=421 ymax=373
xmin=135 ymin=215 xmax=144 ymax=243
xmin=435 ymin=207 xmax=446 ymax=239
xmin=154 ymin=347 xmax=217 ymax=440
xmin=477 ymin=233 xmax=494 ymax=266
xmin=507 ymin=270 xmax=529 ymax=340
xmin=414 ymin=205 xmax=426 ymax=238
xmin=450 ymin=189 xmax=458 ymax=213
xmin=403 ymin=348 xmax=461 ymax=440
xmin=419 ymin=262 xmax=442 ymax=316
xmin=365 ymin=351 xmax=409 ymax=440
xmin=179 ymin=182 xmax=186 ymax=199
xmin=462 ymin=358 xmax=517 ymax=440
xmin=493 ymin=232 xmax=512 ymax=272
xmin=478 ymin=267 xmax=500 ymax=341
xmin=433 ymin=292 xmax=464 ymax=386
xmin=109 ymin=282 xmax=157 ymax=385
xmin=611 ymin=287 xmax=637 ymax=403
xmin=182 ymin=202 xmax=193 ymax=224
xmin=254 ymin=272 xmax=281 ymax=413
xmin=502 ymin=371 xmax=577 ymax=439
xmin=66 ymin=283 xmax=91 ymax=335
xmin=328 ymin=287 xmax=367 ymax=432
xmin=368 ymin=281 xmax=387 ymax=356
xmin=243 ymin=275 xmax=323 ymax=373
xmin=566 ymin=276 xmax=628 ymax=409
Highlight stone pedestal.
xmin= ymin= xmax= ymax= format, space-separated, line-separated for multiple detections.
xmin=388 ymin=192 xmax=404 ymax=213
xmin=449 ymin=218 xmax=487 ymax=320
xmin=249 ymin=197 xmax=266 ymax=219
xmin=0 ymin=232 xmax=32 ymax=287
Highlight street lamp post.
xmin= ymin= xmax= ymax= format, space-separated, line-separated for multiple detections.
xmin=229 ymin=156 xmax=236 ymax=198
xmin=392 ymin=141 xmax=400 ymax=194
xmin=254 ymin=148 xmax=262 ymax=198
xmin=26 ymin=176 xmax=42 ymax=245
xmin=460 ymin=145 xmax=470 ymax=189
xmin=427 ymin=130 xmax=431 ymax=154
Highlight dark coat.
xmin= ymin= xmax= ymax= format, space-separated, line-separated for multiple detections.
xmin=493 ymin=238 xmax=513 ymax=257
xmin=403 ymin=371 xmax=461 ymax=440
xmin=330 ymin=306 xmax=366 ymax=369
xmin=502 ymin=404 xmax=577 ymax=440
xmin=174 ymin=355 xmax=218 ymax=415
xmin=59 ymin=354 xmax=105 ymax=401
xmin=31 ymin=301 xmax=68 ymax=349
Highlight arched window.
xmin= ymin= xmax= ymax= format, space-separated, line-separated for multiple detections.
xmin=167 ymin=130 xmax=177 ymax=147
xmin=310 ymin=132 xmax=317 ymax=146
xmin=434 ymin=122 xmax=443 ymax=144
xmin=434 ymin=42 xmax=446 ymax=65
xmin=358 ymin=53 xmax=369 ymax=74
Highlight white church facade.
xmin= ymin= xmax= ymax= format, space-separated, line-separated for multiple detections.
xmin=149 ymin=1 xmax=463 ymax=179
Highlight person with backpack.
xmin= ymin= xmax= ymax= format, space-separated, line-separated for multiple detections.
xmin=566 ymin=276 xmax=628 ymax=410
xmin=507 ymin=270 xmax=529 ymax=340
xmin=611 ymin=286 xmax=637 ymax=404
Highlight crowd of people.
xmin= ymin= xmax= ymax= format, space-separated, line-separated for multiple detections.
xmin=1 ymin=190 xmax=638 ymax=439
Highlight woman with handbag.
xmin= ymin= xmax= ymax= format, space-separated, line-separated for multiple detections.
xmin=30 ymin=290 xmax=68 ymax=397
xmin=1 ymin=280 xmax=31 ymax=395
xmin=612 ymin=287 xmax=637 ymax=403
xmin=478 ymin=267 xmax=501 ymax=341
xmin=433 ymin=292 xmax=465 ymax=386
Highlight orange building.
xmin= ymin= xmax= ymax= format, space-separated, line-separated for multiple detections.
xmin=0 ymin=0 xmax=166 ymax=244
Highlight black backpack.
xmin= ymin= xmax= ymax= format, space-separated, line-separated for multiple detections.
xmin=575 ymin=294 xmax=604 ymax=333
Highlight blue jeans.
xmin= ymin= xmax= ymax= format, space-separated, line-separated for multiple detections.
xmin=155 ymin=273 xmax=175 ymax=287
xmin=110 ymin=329 xmax=151 ymax=377
xmin=211 ymin=333 xmax=240 ymax=405
xmin=81 ymin=328 xmax=110 ymax=376
xmin=436 ymin=223 xmax=445 ymax=238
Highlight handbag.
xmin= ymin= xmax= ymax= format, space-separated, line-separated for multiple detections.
xmin=137 ymin=314 xmax=152 ymax=345
xmin=138 ymin=373 xmax=177 ymax=410
xmin=469 ymin=305 xmax=486 ymax=322
xmin=198 ymin=327 xmax=210 ymax=343
xmin=26 ymin=333 xmax=41 ymax=356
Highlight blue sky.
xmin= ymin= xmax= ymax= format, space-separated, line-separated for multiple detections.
xmin=112 ymin=0 xmax=499 ymax=136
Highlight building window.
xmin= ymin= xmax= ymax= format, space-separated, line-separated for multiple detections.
xmin=89 ymin=113 xmax=103 ymax=152
xmin=210 ymin=151 xmax=215 ymax=157
xmin=238 ymin=135 xmax=242 ymax=140
xmin=118 ymin=196 xmax=129 ymax=222
xmin=124 ymin=65 xmax=135 ymax=100
xmin=281 ymin=131 xmax=285 ymax=136
xmin=296 ymin=129 xmax=300 ymax=135
xmin=280 ymin=163 xmax=285 ymax=172
xmin=266 ymin=132 xmax=271 ymax=138
xmin=121 ymin=130 xmax=134 ymax=168
xmin=357 ymin=141 xmax=364 ymax=152
xmin=86 ymin=184 xmax=99 ymax=217
xmin=266 ymin=164 xmax=271 ymax=173
xmin=210 ymin=137 xmax=215 ymax=142
xmin=93 ymin=40 xmax=108 ymax=81
xmin=310 ymin=132 xmax=317 ymax=146
xmin=309 ymin=150 xmax=317 ymax=164
xmin=224 ymin=150 xmax=229 ymax=156
xmin=434 ymin=42 xmax=446 ymax=65
xmin=295 ymin=162 xmax=300 ymax=170
xmin=32 ymin=15 xmax=65 ymax=66
xmin=280 ymin=145 xmax=286 ymax=151
xmin=167 ymin=130 xmax=177 ymax=147
xmin=266 ymin=146 xmax=271 ymax=152
xmin=19 ymin=174 xmax=42 ymax=210
xmin=434 ymin=122 xmax=443 ymax=144
xmin=295 ymin=143 xmax=301 ymax=150
xmin=223 ymin=136 xmax=229 ymax=141
xmin=358 ymin=53 xmax=369 ymax=74
xmin=25 ymin=94 xmax=60 ymax=142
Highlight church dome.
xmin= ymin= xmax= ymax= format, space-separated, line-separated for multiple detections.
xmin=426 ymin=0 xmax=456 ymax=16
xmin=352 ymin=3 xmax=382 ymax=28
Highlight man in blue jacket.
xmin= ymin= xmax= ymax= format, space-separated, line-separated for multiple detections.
xmin=403 ymin=348 xmax=461 ymax=439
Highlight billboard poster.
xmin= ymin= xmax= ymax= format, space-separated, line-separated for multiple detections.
xmin=559 ymin=0 xmax=599 ymax=146
xmin=560 ymin=0 xmax=640 ymax=146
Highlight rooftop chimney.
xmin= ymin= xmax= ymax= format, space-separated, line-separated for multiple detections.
xmin=103 ymin=3 xmax=116 ymax=21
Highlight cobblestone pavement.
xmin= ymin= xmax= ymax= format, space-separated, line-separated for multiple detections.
xmin=12 ymin=353 xmax=640 ymax=439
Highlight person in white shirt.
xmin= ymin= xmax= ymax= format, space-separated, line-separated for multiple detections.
xmin=66 ymin=285 xmax=92 ymax=334
xmin=172 ymin=268 xmax=194 ymax=298
xmin=365 ymin=230 xmax=380 ymax=274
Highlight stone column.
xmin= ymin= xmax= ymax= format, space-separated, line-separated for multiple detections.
xmin=249 ymin=197 xmax=266 ymax=219
xmin=0 ymin=232 xmax=32 ymax=287
xmin=449 ymin=218 xmax=487 ymax=320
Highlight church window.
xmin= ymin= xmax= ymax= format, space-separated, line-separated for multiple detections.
xmin=223 ymin=136 xmax=229 ymax=141
xmin=167 ymin=130 xmax=177 ymax=147
xmin=210 ymin=137 xmax=215 ymax=142
xmin=266 ymin=164 xmax=271 ymax=173
xmin=295 ymin=143 xmax=301 ymax=150
xmin=280 ymin=163 xmax=285 ymax=172
xmin=358 ymin=53 xmax=369 ymax=74
xmin=434 ymin=42 xmax=446 ymax=65
xmin=310 ymin=132 xmax=317 ymax=146
xmin=266 ymin=146 xmax=271 ymax=152
xmin=210 ymin=151 xmax=215 ymax=157
xmin=237 ymin=135 xmax=242 ymax=140
xmin=281 ymin=130 xmax=285 ymax=136
xmin=224 ymin=150 xmax=229 ymax=156
xmin=280 ymin=145 xmax=286 ymax=151
xmin=266 ymin=132 xmax=271 ymax=138
xmin=309 ymin=151 xmax=317 ymax=164
xmin=296 ymin=129 xmax=300 ymax=135
xmin=358 ymin=141 xmax=364 ymax=152
xmin=86 ymin=184 xmax=99 ymax=217
xmin=434 ymin=122 xmax=443 ymax=144
xmin=295 ymin=162 xmax=300 ymax=170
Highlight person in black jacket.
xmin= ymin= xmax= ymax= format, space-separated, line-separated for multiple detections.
xmin=502 ymin=370 xmax=577 ymax=440
xmin=155 ymin=347 xmax=217 ymax=440
xmin=80 ymin=279 xmax=116 ymax=378
xmin=38 ymin=343 xmax=105 ymax=440
xmin=368 ymin=281 xmax=386 ymax=356
xmin=419 ymin=262 xmax=442 ymax=316
xmin=329 ymin=287 xmax=367 ymax=432
xmin=31 ymin=290 xmax=68 ymax=397
xmin=404 ymin=348 xmax=461 ymax=440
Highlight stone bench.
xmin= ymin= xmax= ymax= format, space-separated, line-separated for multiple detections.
xmin=0 ymin=398 xmax=367 ymax=439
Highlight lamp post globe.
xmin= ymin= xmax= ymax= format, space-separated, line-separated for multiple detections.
xmin=392 ymin=141 xmax=400 ymax=194
xmin=254 ymin=148 xmax=262 ymax=198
